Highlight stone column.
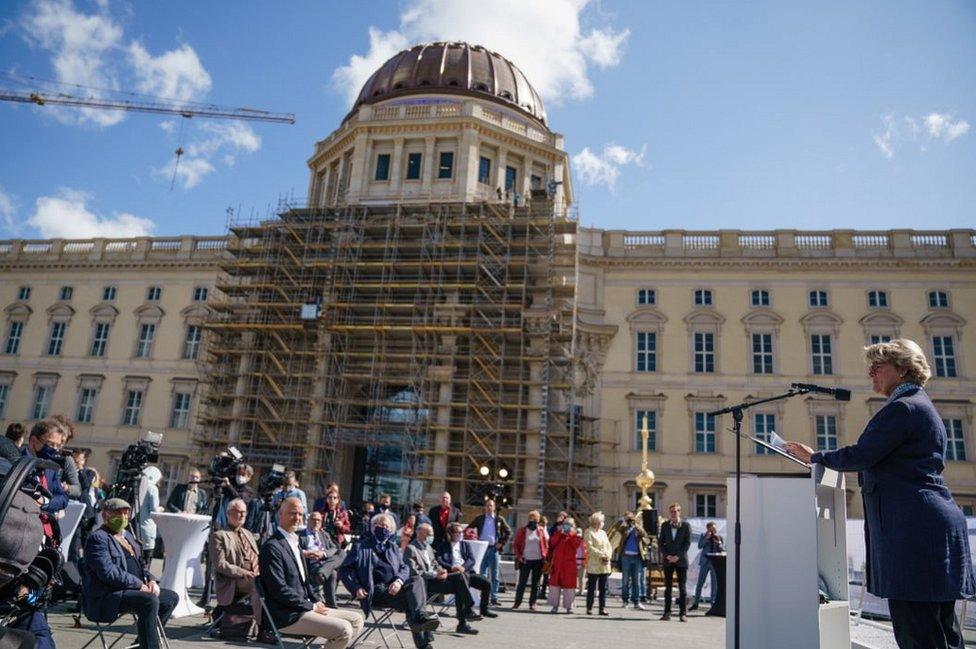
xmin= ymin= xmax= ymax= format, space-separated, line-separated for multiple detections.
xmin=345 ymin=131 xmax=370 ymax=201
xmin=389 ymin=137 xmax=405 ymax=195
xmin=422 ymin=136 xmax=436 ymax=193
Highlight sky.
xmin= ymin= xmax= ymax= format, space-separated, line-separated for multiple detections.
xmin=0 ymin=0 xmax=974 ymax=239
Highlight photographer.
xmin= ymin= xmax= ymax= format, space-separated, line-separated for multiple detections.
xmin=165 ymin=467 xmax=208 ymax=515
xmin=22 ymin=420 xmax=69 ymax=541
xmin=215 ymin=463 xmax=257 ymax=530
xmin=82 ymin=498 xmax=178 ymax=649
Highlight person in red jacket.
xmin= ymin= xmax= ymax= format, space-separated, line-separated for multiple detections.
xmin=546 ymin=517 xmax=583 ymax=613
xmin=512 ymin=510 xmax=549 ymax=610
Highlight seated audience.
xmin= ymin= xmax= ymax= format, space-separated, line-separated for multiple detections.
xmin=260 ymin=497 xmax=363 ymax=649
xmin=339 ymin=513 xmax=440 ymax=649
xmin=405 ymin=523 xmax=480 ymax=634
xmin=435 ymin=522 xmax=498 ymax=618
xmin=82 ymin=498 xmax=179 ymax=649
xmin=300 ymin=510 xmax=347 ymax=607
xmin=210 ymin=498 xmax=264 ymax=637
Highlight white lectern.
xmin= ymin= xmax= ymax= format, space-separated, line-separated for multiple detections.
xmin=727 ymin=465 xmax=850 ymax=649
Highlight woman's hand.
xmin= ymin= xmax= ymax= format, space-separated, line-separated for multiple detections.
xmin=785 ymin=442 xmax=815 ymax=463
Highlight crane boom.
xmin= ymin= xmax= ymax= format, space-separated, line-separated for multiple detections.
xmin=0 ymin=89 xmax=295 ymax=124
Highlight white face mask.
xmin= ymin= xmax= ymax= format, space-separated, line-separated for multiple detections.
xmin=236 ymin=476 xmax=248 ymax=485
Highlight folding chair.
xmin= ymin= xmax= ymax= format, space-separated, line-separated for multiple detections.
xmin=425 ymin=592 xmax=453 ymax=618
xmin=79 ymin=614 xmax=170 ymax=649
xmin=350 ymin=607 xmax=406 ymax=649
xmin=254 ymin=578 xmax=316 ymax=649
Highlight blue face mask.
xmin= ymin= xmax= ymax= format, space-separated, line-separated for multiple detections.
xmin=38 ymin=444 xmax=58 ymax=460
xmin=373 ymin=527 xmax=391 ymax=543
xmin=562 ymin=523 xmax=571 ymax=533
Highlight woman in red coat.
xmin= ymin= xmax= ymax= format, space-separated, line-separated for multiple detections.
xmin=547 ymin=516 xmax=583 ymax=613
xmin=315 ymin=488 xmax=352 ymax=546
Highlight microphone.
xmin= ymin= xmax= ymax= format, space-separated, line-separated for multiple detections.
xmin=791 ymin=383 xmax=851 ymax=401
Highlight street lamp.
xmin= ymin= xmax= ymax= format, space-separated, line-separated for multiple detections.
xmin=477 ymin=464 xmax=514 ymax=507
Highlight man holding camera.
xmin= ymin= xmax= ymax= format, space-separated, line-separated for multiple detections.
xmin=83 ymin=498 xmax=179 ymax=649
xmin=609 ymin=511 xmax=649 ymax=610
xmin=22 ymin=420 xmax=69 ymax=542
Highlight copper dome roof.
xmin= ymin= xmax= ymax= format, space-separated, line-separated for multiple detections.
xmin=347 ymin=42 xmax=547 ymax=126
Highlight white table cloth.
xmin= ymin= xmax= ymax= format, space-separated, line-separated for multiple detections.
xmin=152 ymin=512 xmax=210 ymax=618
xmin=58 ymin=501 xmax=86 ymax=562
xmin=464 ymin=539 xmax=490 ymax=606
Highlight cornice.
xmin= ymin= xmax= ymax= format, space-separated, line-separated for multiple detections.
xmin=579 ymin=255 xmax=976 ymax=271
xmin=0 ymin=259 xmax=223 ymax=272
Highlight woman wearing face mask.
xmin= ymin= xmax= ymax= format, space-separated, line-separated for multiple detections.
xmin=546 ymin=517 xmax=583 ymax=613
xmin=512 ymin=510 xmax=549 ymax=610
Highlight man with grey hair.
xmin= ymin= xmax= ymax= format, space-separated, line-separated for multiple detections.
xmin=210 ymin=498 xmax=263 ymax=636
xmin=405 ymin=523 xmax=480 ymax=634
xmin=259 ymin=497 xmax=363 ymax=648
xmin=339 ymin=512 xmax=440 ymax=649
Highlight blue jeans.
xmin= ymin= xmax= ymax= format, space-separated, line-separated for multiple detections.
xmin=480 ymin=545 xmax=500 ymax=600
xmin=620 ymin=554 xmax=641 ymax=604
xmin=693 ymin=560 xmax=718 ymax=603
xmin=638 ymin=560 xmax=646 ymax=599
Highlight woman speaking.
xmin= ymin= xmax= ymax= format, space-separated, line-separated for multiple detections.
xmin=787 ymin=339 xmax=974 ymax=649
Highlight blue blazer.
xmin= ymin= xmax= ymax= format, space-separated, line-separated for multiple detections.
xmin=82 ymin=528 xmax=152 ymax=622
xmin=813 ymin=385 xmax=976 ymax=601
xmin=338 ymin=536 xmax=410 ymax=616
xmin=258 ymin=529 xmax=319 ymax=629
xmin=434 ymin=540 xmax=475 ymax=572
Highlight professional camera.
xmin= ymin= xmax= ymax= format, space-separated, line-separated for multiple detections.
xmin=108 ymin=430 xmax=162 ymax=504
xmin=207 ymin=446 xmax=244 ymax=482
xmin=258 ymin=463 xmax=286 ymax=500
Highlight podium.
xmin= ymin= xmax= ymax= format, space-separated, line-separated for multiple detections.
xmin=726 ymin=465 xmax=849 ymax=649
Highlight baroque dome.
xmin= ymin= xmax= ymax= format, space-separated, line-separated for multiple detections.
xmin=347 ymin=41 xmax=547 ymax=126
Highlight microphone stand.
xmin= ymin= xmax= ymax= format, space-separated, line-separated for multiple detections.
xmin=707 ymin=387 xmax=811 ymax=649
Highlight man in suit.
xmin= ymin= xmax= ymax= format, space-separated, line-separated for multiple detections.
xmin=165 ymin=467 xmax=208 ymax=515
xmin=22 ymin=420 xmax=69 ymax=543
xmin=338 ymin=513 xmax=440 ymax=649
xmin=259 ymin=497 xmax=363 ymax=649
xmin=300 ymin=510 xmax=346 ymax=607
xmin=210 ymin=498 xmax=264 ymax=635
xmin=428 ymin=491 xmax=462 ymax=545
xmin=435 ymin=522 xmax=498 ymax=618
xmin=468 ymin=498 xmax=512 ymax=606
xmin=405 ymin=523 xmax=480 ymax=634
xmin=658 ymin=502 xmax=692 ymax=622
xmin=82 ymin=498 xmax=179 ymax=649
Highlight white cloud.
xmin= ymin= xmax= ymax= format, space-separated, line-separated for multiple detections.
xmin=0 ymin=185 xmax=17 ymax=231
xmin=20 ymin=0 xmax=211 ymax=127
xmin=155 ymin=121 xmax=261 ymax=189
xmin=332 ymin=0 xmax=629 ymax=107
xmin=28 ymin=189 xmax=156 ymax=238
xmin=873 ymin=111 xmax=969 ymax=159
xmin=572 ymin=142 xmax=645 ymax=190
xmin=155 ymin=156 xmax=215 ymax=190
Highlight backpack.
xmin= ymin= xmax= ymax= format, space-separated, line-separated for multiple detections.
xmin=219 ymin=599 xmax=255 ymax=641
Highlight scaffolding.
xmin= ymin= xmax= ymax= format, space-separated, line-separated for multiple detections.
xmin=199 ymin=193 xmax=599 ymax=516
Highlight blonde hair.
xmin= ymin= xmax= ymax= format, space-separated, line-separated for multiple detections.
xmin=589 ymin=511 xmax=605 ymax=525
xmin=563 ymin=517 xmax=576 ymax=528
xmin=864 ymin=338 xmax=931 ymax=387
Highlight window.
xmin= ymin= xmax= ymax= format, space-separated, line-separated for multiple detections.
xmin=809 ymin=290 xmax=828 ymax=307
xmin=505 ymin=166 xmax=517 ymax=191
xmin=634 ymin=410 xmax=657 ymax=451
xmin=404 ymin=152 xmax=422 ymax=180
xmin=18 ymin=286 xmax=30 ymax=301
xmin=943 ymin=419 xmax=966 ymax=461
xmin=136 ymin=323 xmax=156 ymax=358
xmin=636 ymin=331 xmax=656 ymax=372
xmin=76 ymin=387 xmax=97 ymax=424
xmin=695 ymin=494 xmax=717 ymax=518
xmin=754 ymin=413 xmax=776 ymax=454
xmin=694 ymin=289 xmax=713 ymax=306
xmin=90 ymin=323 xmax=110 ymax=357
xmin=32 ymin=385 xmax=51 ymax=420
xmin=811 ymin=334 xmax=833 ymax=375
xmin=530 ymin=174 xmax=542 ymax=189
xmin=183 ymin=325 xmax=202 ymax=360
xmin=870 ymin=335 xmax=891 ymax=345
xmin=928 ymin=291 xmax=949 ymax=309
xmin=122 ymin=389 xmax=144 ymax=426
xmin=637 ymin=289 xmax=656 ymax=306
xmin=4 ymin=321 xmax=24 ymax=355
xmin=752 ymin=333 xmax=774 ymax=374
xmin=815 ymin=415 xmax=838 ymax=451
xmin=102 ymin=286 xmax=117 ymax=301
xmin=170 ymin=392 xmax=192 ymax=428
xmin=694 ymin=332 xmax=715 ymax=373
xmin=868 ymin=290 xmax=888 ymax=308
xmin=47 ymin=321 xmax=67 ymax=356
xmin=0 ymin=383 xmax=8 ymax=419
xmin=695 ymin=412 xmax=716 ymax=453
xmin=478 ymin=156 xmax=492 ymax=184
xmin=932 ymin=336 xmax=957 ymax=378
xmin=59 ymin=286 xmax=73 ymax=301
xmin=751 ymin=290 xmax=770 ymax=307
xmin=146 ymin=286 xmax=162 ymax=301
xmin=192 ymin=287 xmax=209 ymax=302
xmin=374 ymin=153 xmax=391 ymax=181
xmin=437 ymin=151 xmax=454 ymax=179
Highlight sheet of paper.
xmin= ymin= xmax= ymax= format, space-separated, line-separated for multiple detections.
xmin=767 ymin=430 xmax=788 ymax=452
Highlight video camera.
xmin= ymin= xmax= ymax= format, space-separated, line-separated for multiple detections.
xmin=258 ymin=463 xmax=286 ymax=501
xmin=207 ymin=446 xmax=244 ymax=483
xmin=108 ymin=430 xmax=162 ymax=504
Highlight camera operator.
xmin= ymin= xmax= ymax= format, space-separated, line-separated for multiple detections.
xmin=22 ymin=419 xmax=69 ymax=541
xmin=216 ymin=463 xmax=257 ymax=530
xmin=82 ymin=498 xmax=178 ymax=649
xmin=165 ymin=467 xmax=208 ymax=515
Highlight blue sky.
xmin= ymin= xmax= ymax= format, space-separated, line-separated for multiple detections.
xmin=0 ymin=0 xmax=973 ymax=238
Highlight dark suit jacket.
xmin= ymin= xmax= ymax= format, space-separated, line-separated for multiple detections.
xmin=82 ymin=527 xmax=152 ymax=622
xmin=658 ymin=520 xmax=692 ymax=568
xmin=338 ymin=536 xmax=410 ymax=616
xmin=165 ymin=483 xmax=208 ymax=515
xmin=812 ymin=385 xmax=976 ymax=600
xmin=258 ymin=529 xmax=319 ymax=629
xmin=434 ymin=540 xmax=476 ymax=573
xmin=468 ymin=513 xmax=512 ymax=548
xmin=428 ymin=505 xmax=462 ymax=543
